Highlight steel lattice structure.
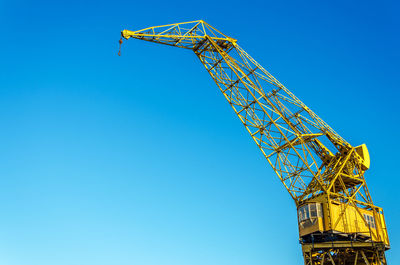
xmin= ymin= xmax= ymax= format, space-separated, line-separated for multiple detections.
xmin=120 ymin=20 xmax=390 ymax=265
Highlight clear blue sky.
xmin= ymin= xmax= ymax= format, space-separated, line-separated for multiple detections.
xmin=0 ymin=0 xmax=399 ymax=264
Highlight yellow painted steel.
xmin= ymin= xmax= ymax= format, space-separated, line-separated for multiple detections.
xmin=297 ymin=194 xmax=389 ymax=246
xmin=120 ymin=20 xmax=390 ymax=265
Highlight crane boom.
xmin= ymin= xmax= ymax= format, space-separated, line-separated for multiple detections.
xmin=121 ymin=20 xmax=390 ymax=265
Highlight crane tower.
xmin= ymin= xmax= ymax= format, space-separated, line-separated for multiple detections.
xmin=120 ymin=21 xmax=390 ymax=265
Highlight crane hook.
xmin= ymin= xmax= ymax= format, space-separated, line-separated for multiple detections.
xmin=118 ymin=38 xmax=123 ymax=56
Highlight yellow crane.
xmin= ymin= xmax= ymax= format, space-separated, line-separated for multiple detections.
xmin=120 ymin=20 xmax=390 ymax=265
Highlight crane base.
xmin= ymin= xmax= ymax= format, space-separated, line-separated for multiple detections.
xmin=302 ymin=242 xmax=387 ymax=265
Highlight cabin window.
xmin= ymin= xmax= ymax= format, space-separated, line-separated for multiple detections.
xmin=363 ymin=214 xmax=376 ymax=229
xmin=298 ymin=203 xmax=323 ymax=222
xmin=298 ymin=205 xmax=309 ymax=222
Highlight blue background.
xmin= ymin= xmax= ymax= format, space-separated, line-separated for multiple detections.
xmin=0 ymin=0 xmax=399 ymax=264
